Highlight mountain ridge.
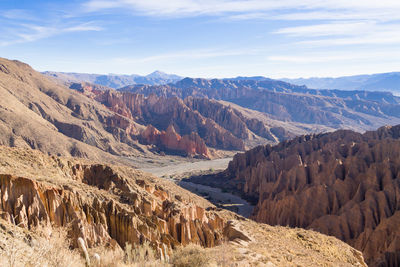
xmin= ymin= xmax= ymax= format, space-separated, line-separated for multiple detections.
xmin=282 ymin=72 xmax=400 ymax=94
xmin=43 ymin=70 xmax=183 ymax=88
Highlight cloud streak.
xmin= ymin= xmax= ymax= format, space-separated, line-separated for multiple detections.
xmin=83 ymin=0 xmax=400 ymax=19
xmin=0 ymin=22 xmax=103 ymax=46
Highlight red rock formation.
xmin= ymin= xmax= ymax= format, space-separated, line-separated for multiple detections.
xmin=141 ymin=125 xmax=210 ymax=158
xmin=93 ymin=90 xmax=245 ymax=151
xmin=197 ymin=125 xmax=400 ymax=266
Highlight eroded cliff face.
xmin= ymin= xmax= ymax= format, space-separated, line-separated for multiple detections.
xmin=215 ymin=125 xmax=400 ymax=266
xmin=0 ymin=150 xmax=225 ymax=256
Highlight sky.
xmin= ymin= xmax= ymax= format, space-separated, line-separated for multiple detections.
xmin=1 ymin=0 xmax=400 ymax=78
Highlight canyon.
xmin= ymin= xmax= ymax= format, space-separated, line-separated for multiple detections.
xmin=1 ymin=56 xmax=397 ymax=266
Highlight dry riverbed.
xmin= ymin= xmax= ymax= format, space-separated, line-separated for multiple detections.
xmin=139 ymin=157 xmax=254 ymax=218
xmin=140 ymin=157 xmax=232 ymax=179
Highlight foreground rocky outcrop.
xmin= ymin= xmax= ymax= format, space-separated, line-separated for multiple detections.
xmin=0 ymin=145 xmax=367 ymax=266
xmin=0 ymin=146 xmax=225 ymax=255
xmin=195 ymin=124 xmax=400 ymax=266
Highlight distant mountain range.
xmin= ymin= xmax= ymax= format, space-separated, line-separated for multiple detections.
xmin=42 ymin=70 xmax=182 ymax=88
xmin=281 ymin=72 xmax=400 ymax=94
xmin=44 ymin=71 xmax=400 ymax=94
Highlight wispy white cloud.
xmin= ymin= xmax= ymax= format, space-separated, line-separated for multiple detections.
xmin=274 ymin=21 xmax=400 ymax=46
xmin=83 ymin=0 xmax=400 ymax=19
xmin=0 ymin=22 xmax=103 ymax=46
xmin=82 ymin=0 xmax=400 ymax=51
xmin=272 ymin=10 xmax=400 ymax=22
xmin=274 ymin=22 xmax=375 ymax=37
xmin=0 ymin=9 xmax=39 ymax=21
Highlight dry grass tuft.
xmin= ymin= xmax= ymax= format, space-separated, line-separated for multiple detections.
xmin=171 ymin=244 xmax=211 ymax=267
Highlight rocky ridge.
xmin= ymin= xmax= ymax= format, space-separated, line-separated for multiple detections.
xmin=0 ymin=58 xmax=214 ymax=160
xmin=75 ymin=85 xmax=314 ymax=150
xmin=43 ymin=70 xmax=183 ymax=88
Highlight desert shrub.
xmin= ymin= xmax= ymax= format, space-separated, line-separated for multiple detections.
xmin=124 ymin=241 xmax=158 ymax=266
xmin=0 ymin=220 xmax=83 ymax=267
xmin=171 ymin=244 xmax=211 ymax=267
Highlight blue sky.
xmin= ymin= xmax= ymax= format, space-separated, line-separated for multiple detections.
xmin=1 ymin=0 xmax=400 ymax=78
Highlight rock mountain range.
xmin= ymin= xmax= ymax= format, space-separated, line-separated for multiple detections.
xmin=122 ymin=77 xmax=400 ymax=131
xmin=44 ymin=70 xmax=400 ymax=95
